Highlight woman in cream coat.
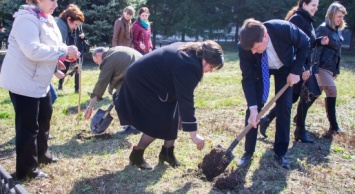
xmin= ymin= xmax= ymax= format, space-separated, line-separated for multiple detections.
xmin=0 ymin=0 xmax=79 ymax=180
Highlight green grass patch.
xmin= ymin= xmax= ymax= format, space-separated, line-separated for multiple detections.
xmin=0 ymin=51 xmax=354 ymax=193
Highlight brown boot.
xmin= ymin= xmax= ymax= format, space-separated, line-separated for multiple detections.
xmin=158 ymin=146 xmax=181 ymax=168
xmin=129 ymin=146 xmax=152 ymax=170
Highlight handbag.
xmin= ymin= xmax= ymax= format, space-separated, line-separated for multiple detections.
xmin=300 ymin=46 xmax=321 ymax=100
xmin=305 ymin=71 xmax=321 ymax=96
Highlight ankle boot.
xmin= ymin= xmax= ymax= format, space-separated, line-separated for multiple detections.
xmin=325 ymin=97 xmax=343 ymax=133
xmin=159 ymin=146 xmax=181 ymax=167
xmin=129 ymin=146 xmax=152 ymax=170
xmin=294 ymin=127 xmax=314 ymax=143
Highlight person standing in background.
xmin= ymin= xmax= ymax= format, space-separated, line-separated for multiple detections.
xmin=315 ymin=2 xmax=347 ymax=136
xmin=56 ymin=4 xmax=85 ymax=92
xmin=132 ymin=7 xmax=152 ymax=55
xmin=112 ymin=6 xmax=135 ymax=47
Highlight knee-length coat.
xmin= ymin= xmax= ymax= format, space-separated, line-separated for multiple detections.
xmin=115 ymin=42 xmax=202 ymax=140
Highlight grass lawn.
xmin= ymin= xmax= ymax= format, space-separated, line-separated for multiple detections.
xmin=0 ymin=44 xmax=354 ymax=193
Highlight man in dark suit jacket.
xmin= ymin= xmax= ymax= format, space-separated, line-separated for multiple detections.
xmin=237 ymin=18 xmax=310 ymax=169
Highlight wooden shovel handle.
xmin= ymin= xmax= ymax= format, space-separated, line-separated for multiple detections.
xmin=236 ymin=83 xmax=289 ymax=141
xmin=226 ymin=84 xmax=289 ymax=154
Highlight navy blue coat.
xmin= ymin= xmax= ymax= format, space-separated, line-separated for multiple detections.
xmin=115 ymin=42 xmax=203 ymax=140
xmin=238 ymin=19 xmax=310 ymax=107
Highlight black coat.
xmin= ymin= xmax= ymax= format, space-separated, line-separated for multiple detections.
xmin=314 ymin=22 xmax=343 ymax=75
xmin=115 ymin=42 xmax=203 ymax=140
xmin=289 ymin=8 xmax=316 ymax=71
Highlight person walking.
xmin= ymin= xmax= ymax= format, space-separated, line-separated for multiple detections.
xmin=116 ymin=40 xmax=224 ymax=170
xmin=237 ymin=18 xmax=310 ymax=169
xmin=315 ymin=2 xmax=347 ymax=136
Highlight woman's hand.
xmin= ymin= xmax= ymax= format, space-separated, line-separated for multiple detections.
xmin=139 ymin=42 xmax=146 ymax=50
xmin=57 ymin=60 xmax=66 ymax=70
xmin=321 ymin=36 xmax=329 ymax=45
xmin=67 ymin=45 xmax=80 ymax=61
xmin=302 ymin=70 xmax=310 ymax=81
xmin=189 ymin=131 xmax=205 ymax=150
xmin=79 ymin=33 xmax=85 ymax=39
xmin=54 ymin=70 xmax=65 ymax=79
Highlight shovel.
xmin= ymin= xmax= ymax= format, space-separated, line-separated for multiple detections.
xmin=90 ymin=103 xmax=114 ymax=134
xmin=201 ymin=84 xmax=289 ymax=180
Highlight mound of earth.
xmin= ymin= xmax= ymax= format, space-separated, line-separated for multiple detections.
xmin=214 ymin=170 xmax=245 ymax=190
xmin=199 ymin=147 xmax=233 ymax=181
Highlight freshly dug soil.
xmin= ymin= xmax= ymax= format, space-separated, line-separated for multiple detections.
xmin=200 ymin=147 xmax=232 ymax=181
xmin=214 ymin=170 xmax=245 ymax=190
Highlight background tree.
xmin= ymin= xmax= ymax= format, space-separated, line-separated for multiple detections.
xmin=0 ymin=0 xmax=354 ymax=49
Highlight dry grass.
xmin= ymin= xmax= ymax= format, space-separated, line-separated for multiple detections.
xmin=0 ymin=49 xmax=354 ymax=193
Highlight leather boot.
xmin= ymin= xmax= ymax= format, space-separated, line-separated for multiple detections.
xmin=159 ymin=146 xmax=181 ymax=167
xmin=129 ymin=146 xmax=152 ymax=170
xmin=294 ymin=126 xmax=314 ymax=143
xmin=325 ymin=97 xmax=343 ymax=133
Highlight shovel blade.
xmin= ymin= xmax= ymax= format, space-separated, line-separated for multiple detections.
xmin=90 ymin=109 xmax=113 ymax=134
xmin=200 ymin=146 xmax=235 ymax=180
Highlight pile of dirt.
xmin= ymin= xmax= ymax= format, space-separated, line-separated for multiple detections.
xmin=213 ymin=170 xmax=245 ymax=190
xmin=199 ymin=147 xmax=233 ymax=181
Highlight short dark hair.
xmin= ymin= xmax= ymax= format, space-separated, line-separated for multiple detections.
xmin=239 ymin=18 xmax=266 ymax=50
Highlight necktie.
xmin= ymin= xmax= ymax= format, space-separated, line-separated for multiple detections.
xmin=261 ymin=50 xmax=270 ymax=103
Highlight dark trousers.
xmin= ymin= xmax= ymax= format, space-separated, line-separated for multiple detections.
xmin=9 ymin=92 xmax=53 ymax=179
xmin=265 ymin=93 xmax=299 ymax=121
xmin=244 ymin=66 xmax=292 ymax=156
xmin=58 ymin=61 xmax=79 ymax=91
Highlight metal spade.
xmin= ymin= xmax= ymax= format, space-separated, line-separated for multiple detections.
xmin=90 ymin=104 xmax=114 ymax=134
xmin=201 ymin=84 xmax=289 ymax=179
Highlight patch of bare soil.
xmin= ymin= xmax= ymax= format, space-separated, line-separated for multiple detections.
xmin=199 ymin=147 xmax=232 ymax=181
xmin=75 ymin=130 xmax=114 ymax=140
xmin=213 ymin=169 xmax=245 ymax=190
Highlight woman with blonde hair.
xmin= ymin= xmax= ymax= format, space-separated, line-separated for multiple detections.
xmin=314 ymin=2 xmax=347 ymax=136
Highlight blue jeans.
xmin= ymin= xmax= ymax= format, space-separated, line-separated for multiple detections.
xmin=49 ymin=84 xmax=57 ymax=105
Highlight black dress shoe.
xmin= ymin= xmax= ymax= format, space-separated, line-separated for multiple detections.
xmin=259 ymin=116 xmax=271 ymax=138
xmin=237 ymin=153 xmax=253 ymax=167
xmin=39 ymin=156 xmax=59 ymax=164
xmin=274 ymin=155 xmax=290 ymax=169
xmin=294 ymin=127 xmax=314 ymax=143
xmin=117 ymin=125 xmax=141 ymax=135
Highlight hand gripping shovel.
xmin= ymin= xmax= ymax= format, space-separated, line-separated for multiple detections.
xmin=90 ymin=103 xmax=114 ymax=134
xmin=200 ymin=84 xmax=289 ymax=180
